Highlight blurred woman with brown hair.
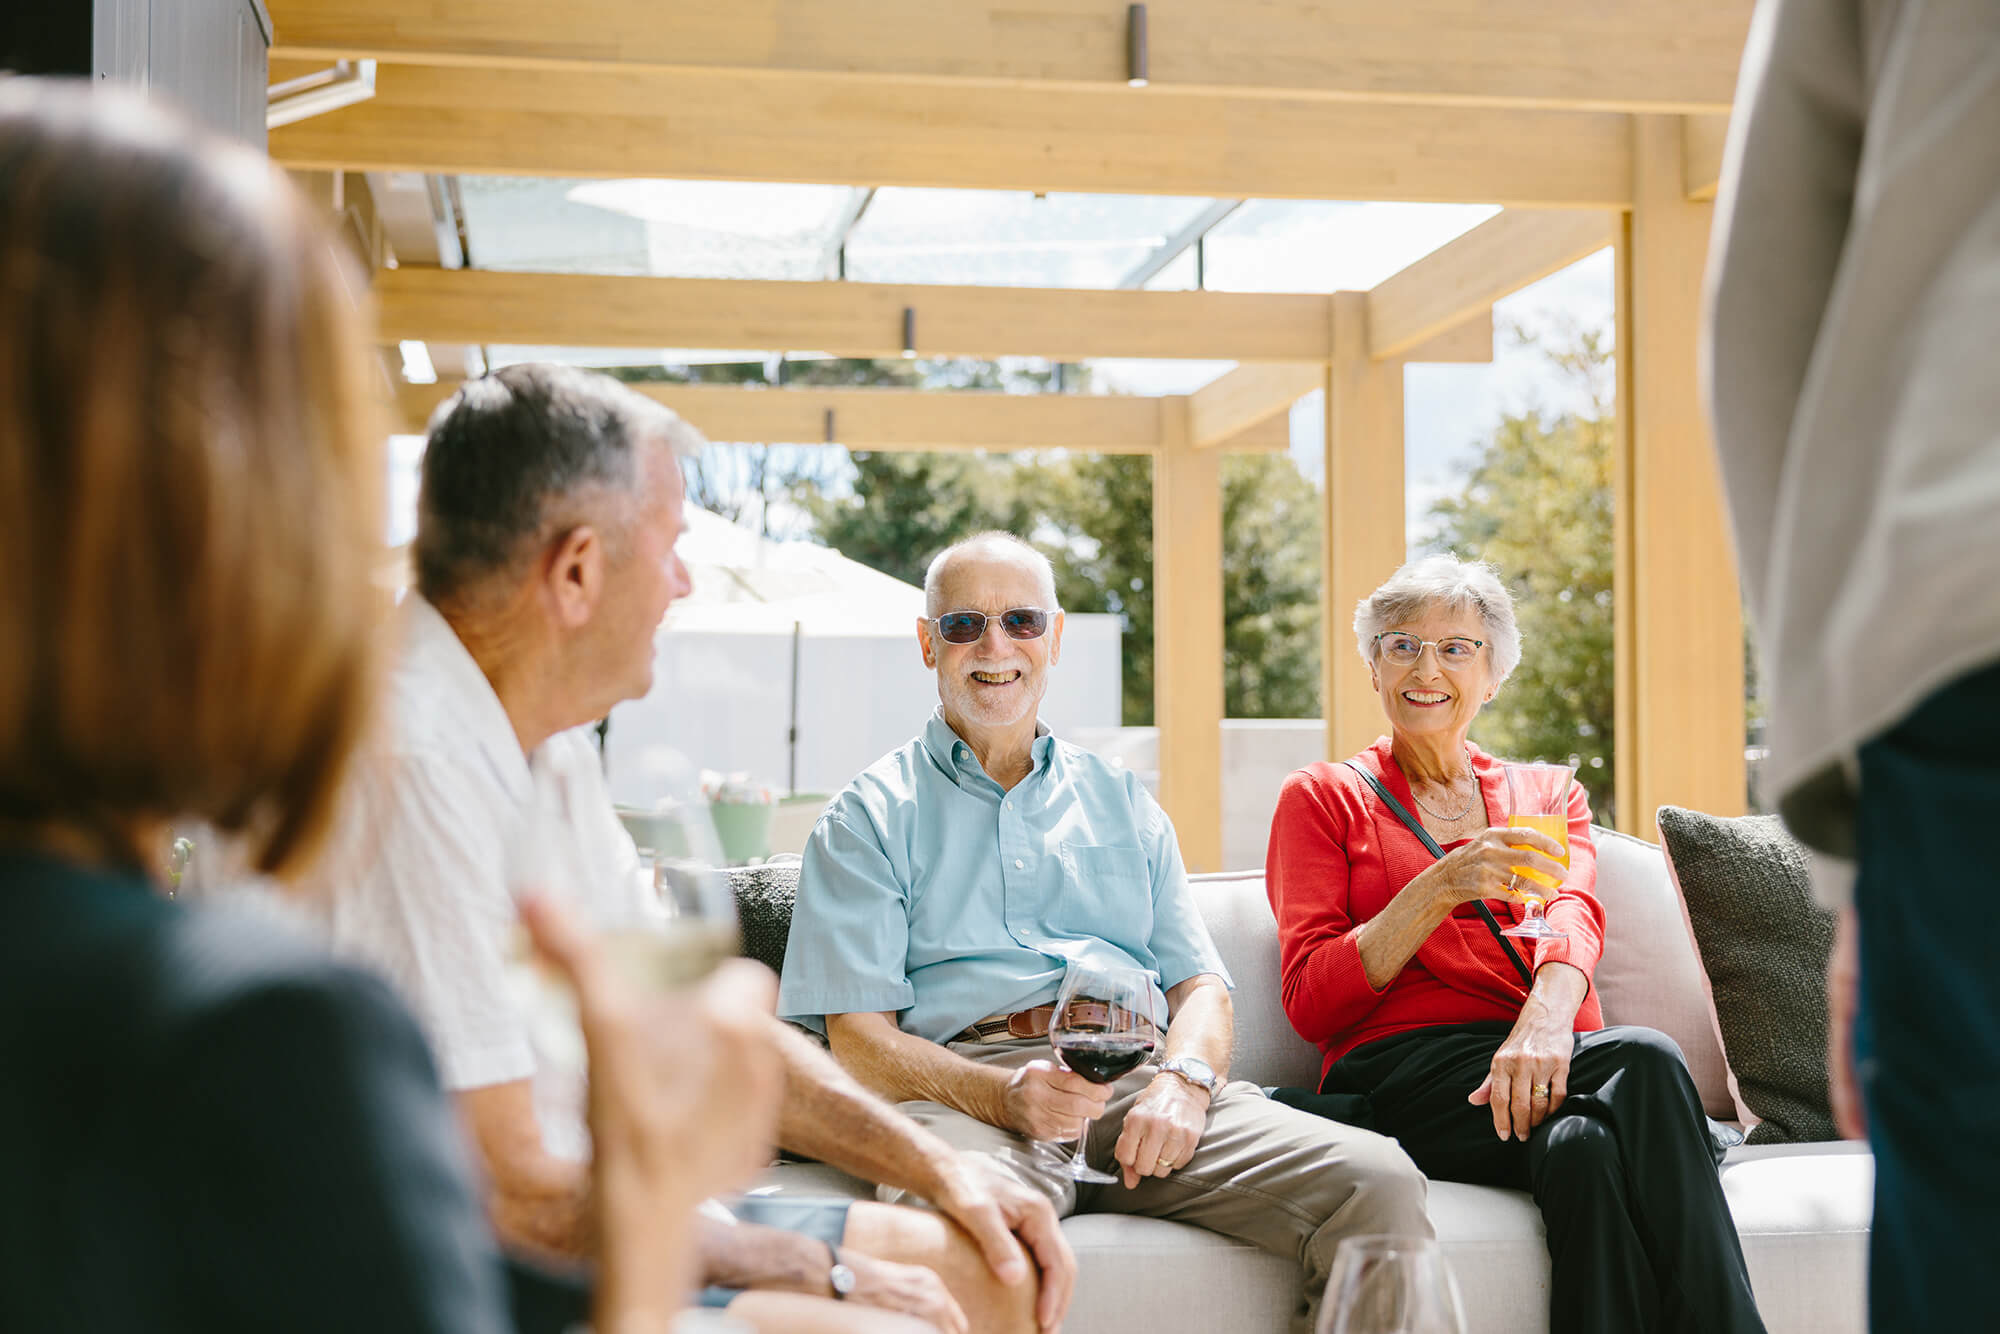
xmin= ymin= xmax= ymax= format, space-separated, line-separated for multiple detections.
xmin=0 ymin=79 xmax=783 ymax=1334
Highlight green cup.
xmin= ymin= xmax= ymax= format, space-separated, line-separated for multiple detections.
xmin=708 ymin=801 xmax=774 ymax=866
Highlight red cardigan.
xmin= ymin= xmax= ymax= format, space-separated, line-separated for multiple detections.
xmin=1265 ymin=739 xmax=1605 ymax=1084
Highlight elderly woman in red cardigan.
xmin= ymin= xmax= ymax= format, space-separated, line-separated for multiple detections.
xmin=1265 ymin=555 xmax=1765 ymax=1334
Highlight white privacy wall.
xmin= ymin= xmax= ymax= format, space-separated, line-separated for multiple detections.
xmin=605 ymin=614 xmax=1124 ymax=803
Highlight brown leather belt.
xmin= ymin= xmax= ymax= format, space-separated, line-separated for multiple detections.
xmin=954 ymin=1005 xmax=1161 ymax=1047
xmin=955 ymin=1005 xmax=1058 ymax=1044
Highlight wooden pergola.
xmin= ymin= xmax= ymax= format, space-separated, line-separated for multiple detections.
xmin=267 ymin=0 xmax=1752 ymax=866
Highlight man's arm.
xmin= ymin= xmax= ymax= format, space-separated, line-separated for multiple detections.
xmin=1111 ymin=973 xmax=1231 ymax=1189
xmin=774 ymin=1017 xmax=973 ymax=1193
xmin=457 ymin=1079 xmax=594 ymax=1259
xmin=826 ymin=1011 xmax=1111 ymax=1146
xmin=1155 ymin=972 xmax=1233 ymax=1082
xmin=772 ymin=1018 xmax=1076 ymax=1330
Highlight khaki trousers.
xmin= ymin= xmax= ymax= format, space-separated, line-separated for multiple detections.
xmin=882 ymin=1038 xmax=1432 ymax=1334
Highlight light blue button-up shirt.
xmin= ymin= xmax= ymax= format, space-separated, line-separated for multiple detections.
xmin=779 ymin=711 xmax=1232 ymax=1044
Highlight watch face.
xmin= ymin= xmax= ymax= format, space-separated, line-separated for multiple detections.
xmin=830 ymin=1264 xmax=857 ymax=1297
xmin=1172 ymin=1057 xmax=1215 ymax=1087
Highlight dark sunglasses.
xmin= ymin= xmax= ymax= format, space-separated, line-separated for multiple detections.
xmin=931 ymin=607 xmax=1054 ymax=644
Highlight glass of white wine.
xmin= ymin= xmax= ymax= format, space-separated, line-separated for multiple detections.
xmin=507 ymin=745 xmax=741 ymax=1084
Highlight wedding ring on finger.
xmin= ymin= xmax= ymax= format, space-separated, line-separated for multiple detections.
xmin=1531 ymin=1084 xmax=1550 ymax=1100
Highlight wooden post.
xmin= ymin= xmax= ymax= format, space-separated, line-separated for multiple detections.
xmin=1322 ymin=290 xmax=1408 ymax=764
xmin=1614 ymin=115 xmax=1746 ymax=839
xmin=1152 ymin=396 xmax=1225 ymax=872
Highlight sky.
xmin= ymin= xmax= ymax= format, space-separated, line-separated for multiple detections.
xmin=385 ymin=190 xmax=1618 ymax=550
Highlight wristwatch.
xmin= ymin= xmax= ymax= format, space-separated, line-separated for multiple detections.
xmin=826 ymin=1242 xmax=857 ymax=1300
xmin=1160 ymin=1055 xmax=1220 ymax=1096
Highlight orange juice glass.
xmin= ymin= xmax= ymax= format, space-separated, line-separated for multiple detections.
xmin=1499 ymin=762 xmax=1575 ymax=940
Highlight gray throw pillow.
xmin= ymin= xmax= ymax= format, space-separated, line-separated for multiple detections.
xmin=1656 ymin=806 xmax=1838 ymax=1144
xmin=725 ymin=862 xmax=802 ymax=979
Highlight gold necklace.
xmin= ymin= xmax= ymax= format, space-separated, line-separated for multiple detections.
xmin=1409 ymin=749 xmax=1478 ymax=821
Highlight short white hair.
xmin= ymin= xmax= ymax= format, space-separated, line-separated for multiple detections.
xmin=923 ymin=531 xmax=1060 ymax=618
xmin=1354 ymin=554 xmax=1522 ymax=686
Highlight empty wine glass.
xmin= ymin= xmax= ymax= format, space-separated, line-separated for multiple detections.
xmin=1040 ymin=960 xmax=1161 ymax=1184
xmin=1319 ymin=1235 xmax=1467 ymax=1334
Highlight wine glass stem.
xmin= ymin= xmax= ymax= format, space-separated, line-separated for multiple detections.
xmin=1070 ymin=1117 xmax=1095 ymax=1173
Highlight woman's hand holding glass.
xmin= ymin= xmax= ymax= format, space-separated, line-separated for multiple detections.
xmin=1418 ymin=826 xmax=1567 ymax=913
xmin=518 ymin=893 xmax=783 ymax=1325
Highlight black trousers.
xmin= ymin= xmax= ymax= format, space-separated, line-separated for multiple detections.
xmin=1299 ymin=1023 xmax=1765 ymax=1334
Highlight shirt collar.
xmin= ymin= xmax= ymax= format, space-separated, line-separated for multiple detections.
xmin=397 ymin=593 xmax=536 ymax=804
xmin=920 ymin=708 xmax=1056 ymax=785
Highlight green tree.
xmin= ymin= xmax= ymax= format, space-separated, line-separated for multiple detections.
xmin=1039 ymin=454 xmax=1157 ymax=724
xmin=800 ymin=450 xmax=1037 ymax=588
xmin=1426 ymin=323 xmax=1617 ymax=820
xmin=1221 ymin=452 xmax=1322 ymax=719
xmin=816 ymin=447 xmax=1325 ymax=727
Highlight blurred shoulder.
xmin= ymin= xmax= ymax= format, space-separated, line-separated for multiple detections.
xmin=156 ymin=900 xmax=424 ymax=1047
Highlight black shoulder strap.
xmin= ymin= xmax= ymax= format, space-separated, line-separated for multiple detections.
xmin=1342 ymin=760 xmax=1534 ymax=988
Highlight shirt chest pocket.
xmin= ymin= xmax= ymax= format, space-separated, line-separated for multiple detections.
xmin=1054 ymin=844 xmax=1154 ymax=947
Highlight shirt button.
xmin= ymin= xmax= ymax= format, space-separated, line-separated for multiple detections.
xmin=1014 ymin=858 xmax=1025 ymax=869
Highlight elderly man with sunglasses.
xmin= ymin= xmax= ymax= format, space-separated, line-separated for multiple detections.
xmin=779 ymin=531 xmax=1430 ymax=1334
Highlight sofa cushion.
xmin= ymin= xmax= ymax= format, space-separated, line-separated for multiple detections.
xmin=725 ymin=862 xmax=801 ymax=978
xmin=1658 ymin=807 xmax=1839 ymax=1144
xmin=1188 ymin=871 xmax=1325 ymax=1091
xmin=748 ymin=1139 xmax=1870 ymax=1334
xmin=1587 ymin=826 xmax=1739 ymax=1120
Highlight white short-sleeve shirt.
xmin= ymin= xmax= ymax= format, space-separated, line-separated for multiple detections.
xmin=306 ymin=594 xmax=644 ymax=1158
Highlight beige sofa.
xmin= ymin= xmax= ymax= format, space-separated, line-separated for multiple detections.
xmin=755 ymin=827 xmax=1872 ymax=1332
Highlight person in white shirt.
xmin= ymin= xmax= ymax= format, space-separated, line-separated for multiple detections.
xmin=1704 ymin=2 xmax=2000 ymax=1330
xmin=307 ymin=363 xmax=1072 ymax=1334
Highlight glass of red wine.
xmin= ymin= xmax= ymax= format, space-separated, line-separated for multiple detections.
xmin=1044 ymin=960 xmax=1161 ymax=1184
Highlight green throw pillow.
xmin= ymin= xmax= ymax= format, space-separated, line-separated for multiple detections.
xmin=1657 ymin=806 xmax=1838 ymax=1144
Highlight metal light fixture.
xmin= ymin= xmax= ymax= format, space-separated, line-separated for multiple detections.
xmin=901 ymin=306 xmax=917 ymax=360
xmin=1126 ymin=5 xmax=1149 ymax=88
xmin=267 ymin=60 xmax=378 ymax=129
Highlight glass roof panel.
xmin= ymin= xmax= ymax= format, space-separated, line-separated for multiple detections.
xmin=844 ymin=190 xmax=1221 ymax=289
xmin=1201 ymin=201 xmax=1502 ymax=293
xmin=457 ymin=177 xmax=861 ymax=279
xmin=455 ymin=176 xmax=650 ymax=275
xmin=1140 ymin=245 xmax=1199 ymax=292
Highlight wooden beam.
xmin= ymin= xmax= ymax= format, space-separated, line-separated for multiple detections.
xmin=373 ymin=268 xmax=1336 ymax=363
xmin=1185 ymin=309 xmax=1491 ymax=450
xmin=1187 ymin=364 xmax=1323 ymax=450
xmin=1400 ymin=311 xmax=1495 ymax=365
xmin=1614 ymin=116 xmax=1744 ymax=839
xmin=1323 ymin=291 xmax=1408 ymax=762
xmin=395 ymin=380 xmax=1288 ymax=454
xmin=269 ymin=64 xmax=1637 ymax=207
xmin=1152 ymin=399 xmax=1225 ymax=872
xmin=266 ymin=0 xmax=1750 ymax=113
xmin=1367 ymin=209 xmax=1619 ymax=360
xmin=1683 ymin=113 xmax=1730 ymax=201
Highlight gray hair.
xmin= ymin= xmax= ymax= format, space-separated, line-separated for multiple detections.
xmin=414 ymin=363 xmax=705 ymax=606
xmin=1354 ymin=554 xmax=1522 ymax=686
xmin=923 ymin=532 xmax=1060 ymax=619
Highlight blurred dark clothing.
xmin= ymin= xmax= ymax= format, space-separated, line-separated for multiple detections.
xmin=0 ymin=847 xmax=516 ymax=1333
xmin=1853 ymin=659 xmax=2000 ymax=1333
